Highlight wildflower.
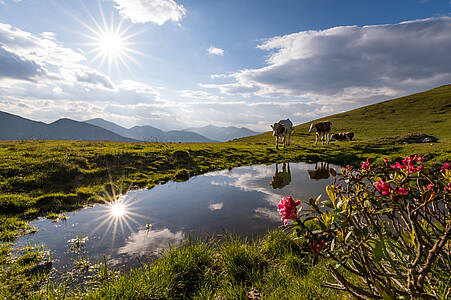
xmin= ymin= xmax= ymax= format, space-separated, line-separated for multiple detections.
xmin=396 ymin=188 xmax=408 ymax=196
xmin=427 ymin=183 xmax=434 ymax=190
xmin=391 ymin=156 xmax=423 ymax=174
xmin=444 ymin=183 xmax=451 ymax=192
xmin=362 ymin=158 xmax=370 ymax=170
xmin=383 ymin=158 xmax=388 ymax=165
xmin=373 ymin=179 xmax=392 ymax=196
xmin=441 ymin=163 xmax=450 ymax=172
xmin=391 ymin=162 xmax=403 ymax=170
xmin=310 ymin=239 xmax=326 ymax=256
xmin=278 ymin=196 xmax=300 ymax=226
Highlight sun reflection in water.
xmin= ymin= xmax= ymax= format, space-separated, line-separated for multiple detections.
xmin=111 ymin=201 xmax=125 ymax=218
xmin=88 ymin=183 xmax=148 ymax=249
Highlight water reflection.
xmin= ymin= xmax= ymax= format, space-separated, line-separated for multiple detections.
xmin=17 ymin=162 xmax=340 ymax=274
xmin=269 ymin=163 xmax=291 ymax=189
xmin=307 ymin=162 xmax=330 ymax=180
xmin=208 ymin=202 xmax=224 ymax=211
xmin=118 ymin=228 xmax=185 ymax=256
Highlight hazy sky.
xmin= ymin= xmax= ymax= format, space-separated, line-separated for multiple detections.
xmin=1 ymin=0 xmax=450 ymax=131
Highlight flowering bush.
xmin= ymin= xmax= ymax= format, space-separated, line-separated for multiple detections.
xmin=279 ymin=157 xmax=450 ymax=299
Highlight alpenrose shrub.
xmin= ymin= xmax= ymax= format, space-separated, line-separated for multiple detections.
xmin=278 ymin=156 xmax=450 ymax=299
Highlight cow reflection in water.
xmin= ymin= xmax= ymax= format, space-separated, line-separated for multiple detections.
xmin=307 ymin=162 xmax=330 ymax=180
xmin=270 ymin=163 xmax=291 ymax=189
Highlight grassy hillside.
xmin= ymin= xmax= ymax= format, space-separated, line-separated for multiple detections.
xmin=238 ymin=84 xmax=451 ymax=165
xmin=0 ymin=85 xmax=450 ymax=298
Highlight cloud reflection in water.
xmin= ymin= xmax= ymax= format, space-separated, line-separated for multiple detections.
xmin=118 ymin=228 xmax=185 ymax=256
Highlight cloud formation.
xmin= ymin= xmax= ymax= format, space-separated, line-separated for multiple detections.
xmin=207 ymin=17 xmax=451 ymax=104
xmin=207 ymin=46 xmax=224 ymax=56
xmin=180 ymin=89 xmax=222 ymax=101
xmin=0 ymin=46 xmax=47 ymax=80
xmin=113 ymin=0 xmax=186 ymax=25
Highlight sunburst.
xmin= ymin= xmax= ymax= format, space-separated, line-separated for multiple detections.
xmin=88 ymin=182 xmax=147 ymax=248
xmin=75 ymin=4 xmax=142 ymax=74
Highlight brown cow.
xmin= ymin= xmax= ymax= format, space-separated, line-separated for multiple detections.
xmin=309 ymin=121 xmax=332 ymax=145
xmin=331 ymin=132 xmax=354 ymax=141
xmin=270 ymin=163 xmax=291 ymax=189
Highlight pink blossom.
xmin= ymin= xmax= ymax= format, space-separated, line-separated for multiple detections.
xmin=391 ymin=162 xmax=403 ymax=170
xmin=396 ymin=188 xmax=408 ymax=196
xmin=362 ymin=158 xmax=370 ymax=170
xmin=278 ymin=196 xmax=300 ymax=226
xmin=391 ymin=156 xmax=423 ymax=174
xmin=427 ymin=183 xmax=434 ymax=190
xmin=444 ymin=183 xmax=451 ymax=192
xmin=373 ymin=179 xmax=392 ymax=196
xmin=309 ymin=239 xmax=326 ymax=256
xmin=383 ymin=158 xmax=388 ymax=165
xmin=441 ymin=163 xmax=450 ymax=172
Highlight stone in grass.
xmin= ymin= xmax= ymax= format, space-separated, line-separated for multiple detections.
xmin=25 ymin=261 xmax=52 ymax=276
xmin=397 ymin=133 xmax=439 ymax=144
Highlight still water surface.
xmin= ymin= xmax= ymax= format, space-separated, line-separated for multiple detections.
xmin=17 ymin=162 xmax=338 ymax=272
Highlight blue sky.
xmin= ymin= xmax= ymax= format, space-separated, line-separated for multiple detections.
xmin=0 ymin=0 xmax=450 ymax=131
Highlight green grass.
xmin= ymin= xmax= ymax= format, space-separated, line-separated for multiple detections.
xmin=0 ymin=85 xmax=450 ymax=298
xmin=27 ymin=231 xmax=350 ymax=300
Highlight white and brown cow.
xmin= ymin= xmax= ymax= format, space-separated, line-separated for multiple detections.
xmin=309 ymin=121 xmax=332 ymax=145
xmin=270 ymin=119 xmax=294 ymax=149
xmin=331 ymin=132 xmax=354 ymax=141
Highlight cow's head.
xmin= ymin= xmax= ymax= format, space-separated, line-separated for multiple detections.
xmin=308 ymin=123 xmax=316 ymax=133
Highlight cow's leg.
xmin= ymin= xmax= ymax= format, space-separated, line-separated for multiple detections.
xmin=275 ymin=136 xmax=279 ymax=149
xmin=283 ymin=135 xmax=287 ymax=148
xmin=314 ymin=133 xmax=318 ymax=146
xmin=287 ymin=132 xmax=291 ymax=145
xmin=327 ymin=132 xmax=330 ymax=144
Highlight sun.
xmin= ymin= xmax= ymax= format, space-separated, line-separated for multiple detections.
xmin=77 ymin=8 xmax=142 ymax=73
xmin=111 ymin=201 xmax=125 ymax=218
xmin=99 ymin=32 xmax=124 ymax=56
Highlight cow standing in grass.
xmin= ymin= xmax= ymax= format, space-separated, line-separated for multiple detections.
xmin=270 ymin=119 xmax=294 ymax=150
xmin=309 ymin=121 xmax=332 ymax=145
xmin=331 ymin=132 xmax=354 ymax=141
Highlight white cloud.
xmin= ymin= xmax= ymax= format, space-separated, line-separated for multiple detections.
xmin=207 ymin=46 xmax=224 ymax=56
xmin=117 ymin=80 xmax=161 ymax=96
xmin=112 ymin=0 xmax=186 ymax=25
xmin=180 ymin=89 xmax=222 ymax=101
xmin=207 ymin=17 xmax=451 ymax=104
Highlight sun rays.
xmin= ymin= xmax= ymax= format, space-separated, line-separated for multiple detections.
xmin=88 ymin=183 xmax=147 ymax=249
xmin=74 ymin=2 xmax=143 ymax=74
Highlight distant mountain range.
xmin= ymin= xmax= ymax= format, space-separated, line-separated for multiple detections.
xmin=0 ymin=111 xmax=138 ymax=142
xmin=0 ymin=111 xmax=259 ymax=143
xmin=184 ymin=125 xmax=261 ymax=142
xmin=84 ymin=118 xmax=216 ymax=143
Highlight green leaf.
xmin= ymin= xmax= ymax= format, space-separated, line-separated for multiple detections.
xmin=326 ymin=185 xmax=337 ymax=209
xmin=374 ymin=240 xmax=384 ymax=262
xmin=345 ymin=231 xmax=352 ymax=243
xmin=330 ymin=168 xmax=337 ymax=177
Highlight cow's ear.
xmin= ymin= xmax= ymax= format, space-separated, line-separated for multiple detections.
xmin=270 ymin=125 xmax=274 ymax=129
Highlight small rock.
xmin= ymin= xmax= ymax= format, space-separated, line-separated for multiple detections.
xmin=25 ymin=261 xmax=52 ymax=276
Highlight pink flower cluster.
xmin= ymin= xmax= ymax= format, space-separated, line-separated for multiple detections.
xmin=361 ymin=158 xmax=371 ymax=170
xmin=309 ymin=239 xmax=326 ymax=256
xmin=278 ymin=196 xmax=300 ymax=226
xmin=373 ymin=179 xmax=392 ymax=195
xmin=391 ymin=156 xmax=424 ymax=174
xmin=444 ymin=183 xmax=451 ymax=192
xmin=442 ymin=163 xmax=450 ymax=172
xmin=373 ymin=179 xmax=408 ymax=196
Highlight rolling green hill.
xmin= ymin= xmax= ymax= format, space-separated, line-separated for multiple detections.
xmin=242 ymin=84 xmax=451 ymax=143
